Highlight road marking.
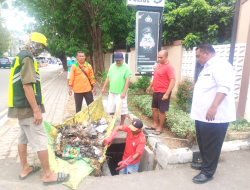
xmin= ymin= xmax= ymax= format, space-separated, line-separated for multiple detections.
xmin=0 ymin=109 xmax=7 ymax=118
xmin=42 ymin=71 xmax=63 ymax=90
xmin=0 ymin=115 xmax=8 ymax=127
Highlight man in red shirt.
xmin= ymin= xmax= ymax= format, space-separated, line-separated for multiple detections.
xmin=102 ymin=119 xmax=146 ymax=174
xmin=146 ymin=50 xmax=176 ymax=135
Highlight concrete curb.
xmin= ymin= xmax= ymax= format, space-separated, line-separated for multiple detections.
xmin=138 ymin=146 xmax=155 ymax=172
xmin=128 ymin=113 xmax=250 ymax=169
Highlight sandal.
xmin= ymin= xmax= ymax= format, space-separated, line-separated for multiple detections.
xmin=152 ymin=131 xmax=164 ymax=135
xmin=19 ymin=165 xmax=41 ymax=180
xmin=145 ymin=126 xmax=157 ymax=130
xmin=43 ymin=172 xmax=70 ymax=186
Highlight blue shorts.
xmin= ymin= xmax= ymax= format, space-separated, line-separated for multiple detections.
xmin=119 ymin=161 xmax=140 ymax=175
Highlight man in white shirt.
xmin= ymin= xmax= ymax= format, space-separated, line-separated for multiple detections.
xmin=190 ymin=43 xmax=236 ymax=184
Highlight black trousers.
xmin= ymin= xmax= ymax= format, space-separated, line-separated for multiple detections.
xmin=74 ymin=91 xmax=94 ymax=113
xmin=195 ymin=120 xmax=229 ymax=178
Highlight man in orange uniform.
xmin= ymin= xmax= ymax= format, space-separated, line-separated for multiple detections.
xmin=69 ymin=51 xmax=96 ymax=113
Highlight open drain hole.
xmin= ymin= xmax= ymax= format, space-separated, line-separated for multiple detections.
xmin=106 ymin=143 xmax=126 ymax=175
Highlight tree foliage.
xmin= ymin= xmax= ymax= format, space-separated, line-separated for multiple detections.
xmin=14 ymin=0 xmax=133 ymax=72
xmin=163 ymin=0 xmax=235 ymax=49
xmin=126 ymin=0 xmax=235 ymax=49
xmin=0 ymin=2 xmax=11 ymax=56
xmin=14 ymin=0 xmax=91 ymax=70
xmin=0 ymin=20 xmax=10 ymax=56
xmin=175 ymin=77 xmax=194 ymax=113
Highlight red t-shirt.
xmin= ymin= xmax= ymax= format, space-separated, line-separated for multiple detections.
xmin=153 ymin=60 xmax=175 ymax=93
xmin=122 ymin=125 xmax=146 ymax=164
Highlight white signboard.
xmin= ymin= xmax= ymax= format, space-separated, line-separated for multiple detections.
xmin=127 ymin=0 xmax=165 ymax=8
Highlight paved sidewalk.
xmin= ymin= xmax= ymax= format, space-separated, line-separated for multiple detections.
xmin=80 ymin=150 xmax=250 ymax=190
xmin=0 ymin=150 xmax=249 ymax=189
xmin=43 ymin=71 xmax=69 ymax=124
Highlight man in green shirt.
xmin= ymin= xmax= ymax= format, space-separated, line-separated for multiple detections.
xmin=101 ymin=52 xmax=132 ymax=125
xmin=8 ymin=32 xmax=70 ymax=185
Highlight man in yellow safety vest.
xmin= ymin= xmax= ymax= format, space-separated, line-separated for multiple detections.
xmin=8 ymin=32 xmax=70 ymax=186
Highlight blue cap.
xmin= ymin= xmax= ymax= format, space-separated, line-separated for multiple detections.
xmin=71 ymin=57 xmax=76 ymax=61
xmin=114 ymin=52 xmax=123 ymax=61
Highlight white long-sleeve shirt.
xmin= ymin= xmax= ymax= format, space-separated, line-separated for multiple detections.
xmin=191 ymin=56 xmax=236 ymax=123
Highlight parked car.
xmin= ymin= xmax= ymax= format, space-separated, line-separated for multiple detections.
xmin=0 ymin=57 xmax=10 ymax=68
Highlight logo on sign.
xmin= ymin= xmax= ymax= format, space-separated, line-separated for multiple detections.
xmin=145 ymin=15 xmax=152 ymax=22
xmin=153 ymin=0 xmax=162 ymax=3
xmin=139 ymin=14 xmax=144 ymax=19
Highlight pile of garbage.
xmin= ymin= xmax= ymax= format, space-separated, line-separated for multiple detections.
xmin=54 ymin=117 xmax=109 ymax=163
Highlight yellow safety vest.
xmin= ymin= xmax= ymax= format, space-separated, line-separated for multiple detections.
xmin=8 ymin=50 xmax=43 ymax=108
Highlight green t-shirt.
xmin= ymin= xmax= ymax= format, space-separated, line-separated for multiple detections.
xmin=107 ymin=63 xmax=132 ymax=94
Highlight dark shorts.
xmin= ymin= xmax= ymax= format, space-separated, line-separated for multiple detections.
xmin=152 ymin=92 xmax=171 ymax=113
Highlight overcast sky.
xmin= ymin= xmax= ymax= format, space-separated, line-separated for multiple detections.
xmin=1 ymin=0 xmax=34 ymax=31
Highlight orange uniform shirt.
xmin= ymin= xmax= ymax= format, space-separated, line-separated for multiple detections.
xmin=69 ymin=62 xmax=95 ymax=93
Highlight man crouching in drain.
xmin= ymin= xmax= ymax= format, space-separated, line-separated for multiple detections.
xmin=102 ymin=119 xmax=146 ymax=174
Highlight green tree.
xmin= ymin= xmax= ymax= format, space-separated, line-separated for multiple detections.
xmin=0 ymin=20 xmax=10 ymax=56
xmin=14 ymin=0 xmax=91 ymax=71
xmin=70 ymin=0 xmax=133 ymax=71
xmin=14 ymin=0 xmax=133 ymax=72
xmin=175 ymin=77 xmax=195 ymax=113
xmin=0 ymin=1 xmax=11 ymax=56
xmin=163 ymin=0 xmax=235 ymax=49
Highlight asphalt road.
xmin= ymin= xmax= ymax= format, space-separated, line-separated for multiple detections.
xmin=0 ymin=64 xmax=63 ymax=117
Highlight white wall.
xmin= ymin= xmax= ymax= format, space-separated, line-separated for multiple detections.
xmin=181 ymin=44 xmax=247 ymax=103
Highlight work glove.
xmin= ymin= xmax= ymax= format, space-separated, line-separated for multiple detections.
xmin=115 ymin=155 xmax=134 ymax=171
xmin=102 ymin=130 xmax=119 ymax=147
